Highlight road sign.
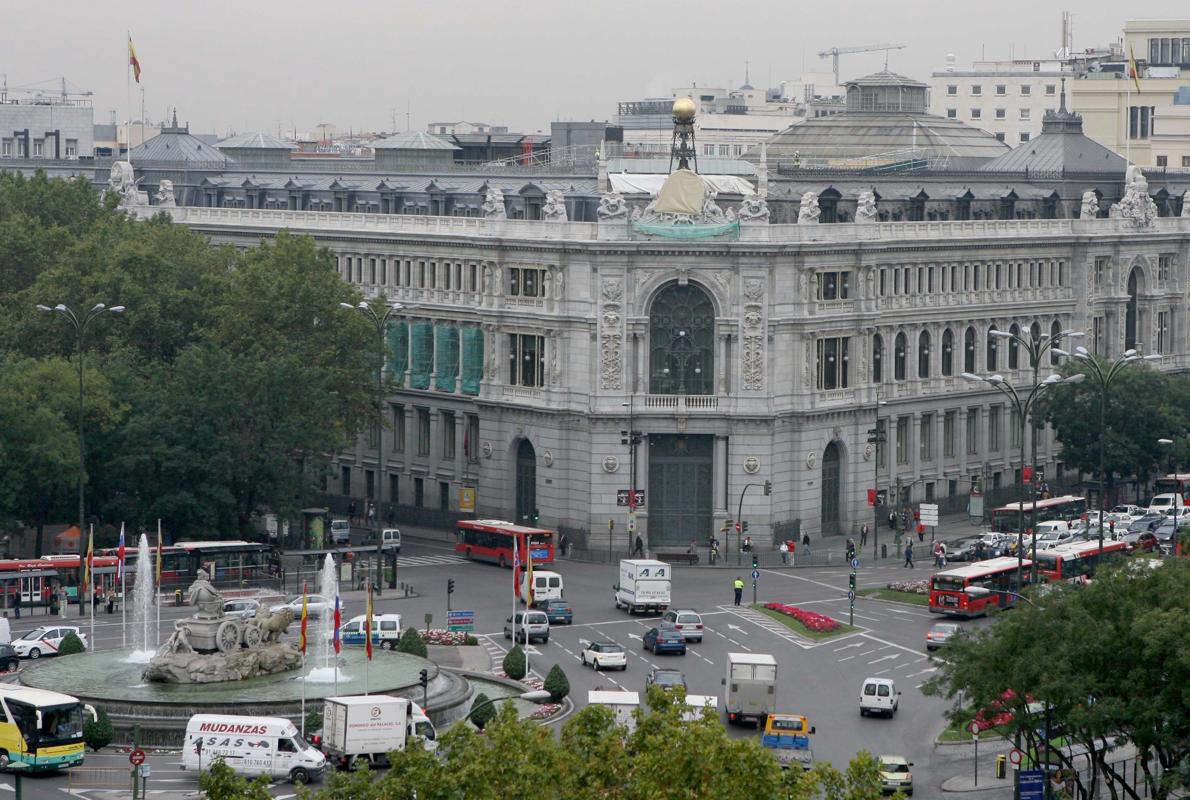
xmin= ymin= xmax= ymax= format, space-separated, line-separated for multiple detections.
xmin=751 ymin=569 xmax=760 ymax=580
xmin=967 ymin=720 xmax=982 ymax=736
xmin=447 ymin=610 xmax=475 ymax=632
xmin=875 ymin=489 xmax=888 ymax=505
xmin=138 ymin=764 xmax=152 ymax=778
xmin=920 ymin=503 xmax=940 ymax=526
xmin=616 ymin=489 xmax=646 ymax=507
xmin=847 ymin=590 xmax=856 ymax=602
xmin=851 ymin=558 xmax=861 ymax=570
xmin=129 ymin=749 xmax=145 ymax=766
xmin=1008 ymin=749 xmax=1023 ymax=766
xmin=1019 ymin=769 xmax=1045 ymax=800
xmin=627 ymin=514 xmax=637 ymax=533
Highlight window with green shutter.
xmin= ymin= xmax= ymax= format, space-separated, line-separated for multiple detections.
xmin=461 ymin=327 xmax=484 ymax=395
xmin=386 ymin=321 xmax=408 ymax=386
xmin=410 ymin=321 xmax=434 ymax=389
xmin=435 ymin=325 xmax=460 ymax=392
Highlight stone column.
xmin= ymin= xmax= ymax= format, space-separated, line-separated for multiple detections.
xmin=713 ymin=435 xmax=729 ymax=514
xmin=717 ymin=331 xmax=729 ymax=394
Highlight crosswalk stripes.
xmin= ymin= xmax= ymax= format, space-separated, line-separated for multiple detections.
xmin=717 ymin=605 xmax=812 ymax=648
xmin=394 ymin=553 xmax=467 ymax=568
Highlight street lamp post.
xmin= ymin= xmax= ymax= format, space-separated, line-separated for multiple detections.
xmin=340 ymin=300 xmax=409 ymax=590
xmin=36 ymin=302 xmax=126 ymax=607
xmin=962 ymin=366 xmax=1084 ymax=592
xmin=620 ymin=401 xmax=642 ymax=556
xmin=867 ymin=391 xmax=887 ymax=561
xmin=1051 ymin=347 xmax=1160 ymax=553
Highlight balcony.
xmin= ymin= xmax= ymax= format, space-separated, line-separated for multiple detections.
xmin=644 ymin=394 xmax=720 ymax=411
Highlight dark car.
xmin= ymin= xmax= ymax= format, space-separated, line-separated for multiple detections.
xmin=642 ymin=625 xmax=687 ymax=655
xmin=1128 ymin=515 xmax=1163 ymax=534
xmin=645 ymin=668 xmax=687 ymax=691
xmin=1122 ymin=531 xmax=1158 ymax=552
xmin=531 ymin=598 xmax=573 ymax=625
xmin=0 ymin=644 xmax=18 ymax=672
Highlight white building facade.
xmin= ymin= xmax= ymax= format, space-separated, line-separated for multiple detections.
xmin=930 ymin=60 xmax=1072 ymax=146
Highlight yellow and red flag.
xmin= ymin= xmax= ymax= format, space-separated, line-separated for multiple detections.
xmin=299 ymin=587 xmax=309 ymax=655
xmin=1128 ymin=45 xmax=1142 ymax=93
xmin=83 ymin=526 xmax=94 ymax=595
xmin=365 ymin=582 xmax=374 ymax=660
xmin=128 ymin=35 xmax=141 ymax=83
xmin=155 ymin=532 xmax=163 ymax=586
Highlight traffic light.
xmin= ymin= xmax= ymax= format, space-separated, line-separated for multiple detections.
xmin=447 ymin=578 xmax=455 ymax=596
xmin=734 ymin=522 xmax=742 ymax=533
xmin=531 ymin=509 xmax=540 ymax=525
xmin=752 ymin=553 xmax=759 ymax=569
xmin=849 ymin=573 xmax=857 ymax=592
xmin=763 ymin=480 xmax=772 ymax=496
xmin=419 ymin=669 xmax=429 ymax=689
xmin=742 ymin=521 xmax=750 ymax=533
xmin=721 ymin=519 xmax=732 ymax=534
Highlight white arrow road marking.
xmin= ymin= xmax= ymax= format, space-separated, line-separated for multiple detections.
xmin=525 ymin=646 xmax=541 ymax=654
xmin=868 ymin=653 xmax=901 ymax=665
xmin=626 ymin=633 xmax=642 ymax=641
xmin=906 ymin=667 xmax=938 ymax=678
xmin=833 ymin=642 xmax=864 ymax=651
xmin=726 ymin=624 xmax=749 ymax=634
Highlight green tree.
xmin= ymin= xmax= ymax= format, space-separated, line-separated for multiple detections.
xmin=813 ymin=750 xmax=887 ymax=800
xmin=198 ymin=759 xmax=273 ymax=800
xmin=469 ymin=692 xmax=497 ymax=730
xmin=544 ymin=663 xmax=570 ymax=702
xmin=82 ymin=706 xmax=113 ymax=752
xmin=57 ymin=630 xmax=87 ymax=656
xmin=395 ymin=627 xmax=427 ymax=657
xmin=502 ymin=645 xmax=526 ymax=680
xmin=925 ymin=559 xmax=1190 ymax=800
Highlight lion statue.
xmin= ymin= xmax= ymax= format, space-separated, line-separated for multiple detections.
xmin=248 ymin=606 xmax=294 ymax=644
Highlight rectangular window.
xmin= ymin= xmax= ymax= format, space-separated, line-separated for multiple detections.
xmin=718 ymin=144 xmax=730 ymax=156
xmin=1157 ymin=310 xmax=1170 ymax=354
xmin=32 ymin=139 xmax=43 ymax=157
xmin=340 ymin=465 xmax=351 ymax=496
xmin=0 ymin=139 xmax=11 ymax=157
xmin=815 ymin=337 xmax=850 ymax=390
xmin=439 ymin=481 xmax=450 ymax=510
xmin=703 ymin=144 xmax=715 ymax=156
xmin=995 ymin=132 xmax=1006 ymax=142
xmin=469 ymin=264 xmax=478 ymax=292
xmin=995 ymin=108 xmax=1006 ymax=120
xmin=1157 ymin=155 xmax=1168 ymax=167
xmin=367 ymin=419 xmax=379 ymax=448
xmin=946 ymin=108 xmax=957 ymax=119
xmin=817 ymin=271 xmax=850 ymax=300
xmin=988 ymin=406 xmax=1002 ymax=451
xmin=920 ymin=413 xmax=934 ymax=461
xmin=389 ymin=474 xmax=399 ymax=505
xmin=971 ymin=84 xmax=982 ymax=95
xmin=1019 ymin=108 xmax=1031 ymax=120
xmin=441 ymin=411 xmax=456 ymax=459
xmin=1095 ymin=256 xmax=1108 ymax=285
xmin=1158 ymin=254 xmax=1172 ymax=281
xmin=1020 ymin=132 xmax=1031 ymax=143
xmin=414 ymin=477 xmax=424 ymax=507
xmin=995 ymin=84 xmax=1007 ymax=96
xmin=943 ymin=410 xmax=956 ymax=458
xmin=1010 ymin=409 xmax=1022 ymax=449
xmin=1020 ymin=84 xmax=1031 ymax=96
xmin=947 ymin=85 xmax=957 ymax=95
xmin=1045 ymin=84 xmax=1056 ymax=95
xmin=966 ymin=408 xmax=979 ymax=455
xmin=418 ymin=261 xmax=427 ymax=288
xmin=507 ymin=334 xmax=545 ymax=387
xmin=65 ymin=139 xmax=78 ymax=157
xmin=1184 ymin=156 xmax=1190 ymax=168
xmin=391 ymin=404 xmax=405 ymax=453
xmin=416 ymin=408 xmax=431 ymax=456
xmin=970 ymin=108 xmax=982 ymax=120
xmin=1129 ymin=106 xmax=1154 ymax=139
xmin=509 ymin=268 xmax=547 ymax=298
xmin=1093 ymin=316 xmax=1104 ymax=355
xmin=896 ymin=416 xmax=910 ymax=465
xmin=465 ymin=414 xmax=480 ymax=461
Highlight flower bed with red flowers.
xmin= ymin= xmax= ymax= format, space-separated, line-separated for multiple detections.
xmin=422 ymin=629 xmax=478 ymax=646
xmin=762 ymin=602 xmax=841 ymax=632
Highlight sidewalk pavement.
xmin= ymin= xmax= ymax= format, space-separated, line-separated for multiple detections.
xmin=939 ymin=738 xmax=1017 ymax=794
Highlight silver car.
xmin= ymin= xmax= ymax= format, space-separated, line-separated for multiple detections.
xmin=504 ymin=611 xmax=550 ymax=644
xmin=222 ymin=599 xmax=261 ymax=620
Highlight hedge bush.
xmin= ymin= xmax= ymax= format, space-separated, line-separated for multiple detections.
xmin=395 ymin=627 xmax=427 ymax=658
xmin=58 ymin=631 xmax=87 ymax=656
xmin=469 ymin=692 xmax=496 ymax=730
xmin=502 ymin=645 xmax=526 ymax=680
xmin=83 ymin=707 xmax=113 ymax=752
xmin=544 ymin=664 xmax=570 ymax=702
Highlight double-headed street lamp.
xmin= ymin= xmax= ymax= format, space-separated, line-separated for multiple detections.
xmin=340 ymin=300 xmax=410 ymax=589
xmin=36 ymin=302 xmax=125 ymax=596
xmin=1051 ymin=347 xmax=1160 ymax=552
xmin=962 ymin=368 xmax=1084 ymax=591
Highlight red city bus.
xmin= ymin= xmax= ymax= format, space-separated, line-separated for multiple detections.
xmin=929 ymin=557 xmax=1032 ymax=618
xmin=455 ymin=520 xmax=555 ymax=568
xmin=1033 ymin=540 xmax=1129 ymax=583
xmin=990 ymin=495 xmax=1088 ymax=534
xmin=0 ymin=554 xmax=120 ymax=606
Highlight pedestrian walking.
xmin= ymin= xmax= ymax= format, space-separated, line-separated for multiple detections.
xmin=348 ymin=500 xmax=357 ymax=524
xmin=779 ymin=541 xmax=789 ymax=564
xmin=787 ymin=539 xmax=797 ymax=565
xmin=904 ymin=542 xmax=915 ymax=569
xmin=845 ymin=538 xmax=856 ymax=561
xmin=367 ymin=502 xmax=376 ymax=524
xmin=733 ymin=576 xmax=744 ymax=606
xmin=938 ymin=541 xmax=947 ymax=568
xmin=933 ymin=541 xmax=943 ymax=568
xmin=633 ymin=535 xmax=644 ymax=558
xmin=917 ymin=523 xmax=925 ymax=543
xmin=13 ymin=592 xmax=20 ymax=619
xmin=860 ymin=523 xmax=869 ymax=547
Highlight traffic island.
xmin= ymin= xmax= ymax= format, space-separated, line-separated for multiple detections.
xmin=750 ymin=603 xmax=857 ymax=640
xmin=858 ymin=585 xmax=930 ymax=606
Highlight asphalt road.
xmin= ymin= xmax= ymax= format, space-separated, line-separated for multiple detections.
xmin=9 ymin=536 xmax=1004 ymax=799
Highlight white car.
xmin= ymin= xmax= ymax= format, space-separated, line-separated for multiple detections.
xmin=271 ymin=594 xmax=333 ymax=620
xmin=580 ymin=640 xmax=628 ymax=671
xmin=221 ymin=599 xmax=261 ymax=620
xmin=12 ymin=626 xmax=88 ymax=659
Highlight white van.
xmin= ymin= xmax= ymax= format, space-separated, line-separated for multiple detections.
xmin=182 ymin=714 xmax=326 ymax=784
xmin=519 ymin=570 xmax=563 ymax=604
xmin=380 ymin=528 xmax=401 ymax=552
xmin=1148 ymin=493 xmax=1184 ymax=515
xmin=340 ymin=614 xmax=402 ymax=648
xmin=0 ymin=618 xmax=11 ymax=645
xmin=859 ymin=678 xmax=900 ymax=718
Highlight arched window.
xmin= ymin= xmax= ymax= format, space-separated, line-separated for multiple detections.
xmin=648 ymin=283 xmax=715 ymax=395
xmin=986 ymin=325 xmax=999 ymax=371
xmin=1050 ymin=320 xmax=1062 ymax=365
xmin=964 ymin=326 xmax=976 ymax=373
xmin=894 ymin=332 xmax=907 ymax=381
xmin=918 ymin=331 xmax=931 ymax=379
xmin=1126 ymin=268 xmax=1141 ymax=350
xmin=941 ymin=328 xmax=954 ymax=376
xmin=1030 ymin=321 xmax=1042 ymax=346
xmin=872 ymin=334 xmax=884 ymax=383
xmin=1008 ymin=324 xmax=1020 ymax=370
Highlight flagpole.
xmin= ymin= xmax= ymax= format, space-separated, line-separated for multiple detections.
xmin=155 ymin=519 xmax=162 ymax=649
xmin=300 ymin=653 xmax=307 ymax=737
xmin=364 ymin=578 xmax=370 ymax=696
xmin=89 ymin=524 xmax=95 ymax=652
xmin=120 ymin=522 xmax=126 ymax=649
xmin=125 ymin=32 xmax=131 ymax=161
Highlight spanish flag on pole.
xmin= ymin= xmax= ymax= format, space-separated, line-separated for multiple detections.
xmin=128 ymin=35 xmax=141 ymax=83
xmin=1128 ymin=44 xmax=1142 ymax=94
xmin=299 ymin=588 xmax=309 ymax=654
xmin=83 ymin=526 xmax=93 ymax=595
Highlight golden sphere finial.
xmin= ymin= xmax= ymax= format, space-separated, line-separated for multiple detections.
xmin=672 ymin=97 xmax=697 ymax=122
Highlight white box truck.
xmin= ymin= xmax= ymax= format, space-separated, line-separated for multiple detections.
xmin=587 ymin=690 xmax=640 ymax=731
xmin=321 ymin=695 xmax=437 ymax=769
xmin=182 ymin=714 xmax=326 ymax=784
xmin=723 ymin=652 xmax=778 ymax=726
xmin=613 ymin=559 xmax=671 ymax=614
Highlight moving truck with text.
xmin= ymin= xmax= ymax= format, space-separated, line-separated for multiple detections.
xmin=613 ymin=559 xmax=671 ymax=614
xmin=321 ymin=695 xmax=436 ymax=769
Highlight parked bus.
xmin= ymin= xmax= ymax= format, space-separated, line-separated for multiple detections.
xmin=990 ymin=495 xmax=1088 ymax=534
xmin=928 ymin=557 xmax=1032 ymax=617
xmin=455 ymin=520 xmax=554 ymax=568
xmin=1034 ymin=540 xmax=1129 ymax=583
xmin=1153 ymin=473 xmax=1190 ymax=504
xmin=0 ymin=686 xmax=96 ymax=771
xmin=99 ymin=540 xmax=278 ymax=583
xmin=0 ymin=555 xmax=120 ymax=607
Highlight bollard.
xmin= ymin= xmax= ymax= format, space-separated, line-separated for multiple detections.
xmin=881 ymin=544 xmax=888 ymax=560
xmin=174 ymin=589 xmax=183 ymax=606
xmin=995 ymin=754 xmax=1006 ymax=779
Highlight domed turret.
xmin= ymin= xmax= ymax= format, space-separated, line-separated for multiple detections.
xmin=672 ymin=97 xmax=697 ymax=123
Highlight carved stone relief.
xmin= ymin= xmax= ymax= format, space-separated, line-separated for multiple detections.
xmin=743 ymin=335 xmax=765 ymax=391
xmin=600 ymin=277 xmax=625 ymax=390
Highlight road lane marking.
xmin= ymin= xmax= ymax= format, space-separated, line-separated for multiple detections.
xmin=834 ymin=642 xmax=863 ymax=651
xmin=868 ymin=654 xmax=901 ymax=665
xmin=838 ymin=655 xmax=855 ymax=661
xmin=726 ymin=624 xmax=749 ymax=634
xmin=874 ymin=668 xmax=891 ymax=675
xmin=860 ymin=632 xmax=930 ymax=657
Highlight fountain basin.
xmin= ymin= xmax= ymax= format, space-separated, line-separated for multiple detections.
xmin=18 ymin=647 xmax=470 ymax=746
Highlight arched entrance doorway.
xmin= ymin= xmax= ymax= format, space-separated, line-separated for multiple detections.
xmin=515 ymin=439 xmax=537 ymax=524
xmin=821 ymin=442 xmax=842 ymax=535
xmin=1125 ymin=268 xmax=1141 ymax=351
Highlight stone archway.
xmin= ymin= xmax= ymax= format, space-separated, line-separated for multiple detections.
xmin=821 ymin=442 xmax=843 ymax=536
xmin=515 ymin=439 xmax=537 ymax=524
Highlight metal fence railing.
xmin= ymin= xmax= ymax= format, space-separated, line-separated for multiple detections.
xmin=69 ymin=767 xmax=132 ymax=789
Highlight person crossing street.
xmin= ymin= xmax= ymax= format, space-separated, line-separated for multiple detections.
xmin=904 ymin=541 xmax=915 ymax=569
xmin=733 ymin=576 xmax=744 ymax=606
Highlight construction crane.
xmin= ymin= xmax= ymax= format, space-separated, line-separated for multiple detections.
xmin=818 ymin=43 xmax=907 ymax=85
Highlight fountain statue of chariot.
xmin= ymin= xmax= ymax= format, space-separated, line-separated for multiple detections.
xmin=143 ymin=569 xmax=301 ymax=684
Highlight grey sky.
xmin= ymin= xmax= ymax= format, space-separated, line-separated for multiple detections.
xmin=3 ymin=1 xmax=1187 ymax=137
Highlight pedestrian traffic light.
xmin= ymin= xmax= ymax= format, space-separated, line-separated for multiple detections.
xmin=531 ymin=509 xmax=540 ymax=525
xmin=763 ymin=480 xmax=772 ymax=496
xmin=849 ymin=573 xmax=857 ymax=591
xmin=751 ymin=553 xmax=759 ymax=569
xmin=419 ymin=669 xmax=429 ymax=689
xmin=447 ymin=578 xmax=455 ymax=595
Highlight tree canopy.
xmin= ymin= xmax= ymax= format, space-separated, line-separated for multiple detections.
xmin=0 ymin=170 xmax=374 ymax=541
